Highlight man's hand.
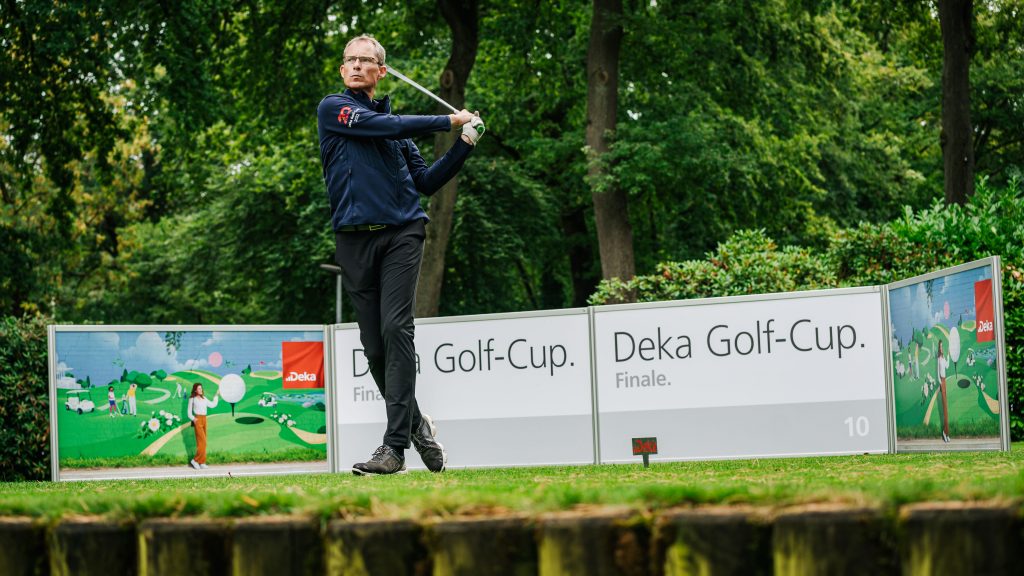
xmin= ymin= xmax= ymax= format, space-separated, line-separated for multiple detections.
xmin=449 ymin=109 xmax=475 ymax=128
xmin=461 ymin=116 xmax=485 ymax=146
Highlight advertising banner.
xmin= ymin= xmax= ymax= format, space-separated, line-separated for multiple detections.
xmin=332 ymin=310 xmax=594 ymax=470
xmin=49 ymin=326 xmax=327 ymax=480
xmin=887 ymin=258 xmax=1009 ymax=452
xmin=592 ymin=289 xmax=889 ymax=463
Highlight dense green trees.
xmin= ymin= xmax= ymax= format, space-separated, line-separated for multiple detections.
xmin=2 ymin=0 xmax=1023 ymax=322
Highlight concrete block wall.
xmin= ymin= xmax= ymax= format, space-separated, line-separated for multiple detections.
xmin=0 ymin=503 xmax=1021 ymax=575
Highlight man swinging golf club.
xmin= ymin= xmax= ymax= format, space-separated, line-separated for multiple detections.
xmin=317 ymin=34 xmax=485 ymax=475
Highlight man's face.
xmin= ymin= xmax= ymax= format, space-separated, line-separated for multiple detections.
xmin=341 ymin=40 xmax=386 ymax=93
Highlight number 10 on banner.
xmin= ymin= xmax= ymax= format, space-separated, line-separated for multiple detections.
xmin=844 ymin=416 xmax=870 ymax=437
xmin=632 ymin=437 xmax=658 ymax=468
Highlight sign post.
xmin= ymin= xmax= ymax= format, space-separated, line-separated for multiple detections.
xmin=632 ymin=437 xmax=658 ymax=468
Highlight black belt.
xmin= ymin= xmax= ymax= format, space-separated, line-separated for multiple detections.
xmin=338 ymin=224 xmax=388 ymax=232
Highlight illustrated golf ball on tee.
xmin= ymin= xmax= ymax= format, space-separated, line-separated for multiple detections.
xmin=219 ymin=374 xmax=246 ymax=404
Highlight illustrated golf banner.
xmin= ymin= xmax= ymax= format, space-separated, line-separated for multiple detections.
xmin=49 ymin=326 xmax=327 ymax=480
xmin=592 ymin=288 xmax=890 ymax=463
xmin=332 ymin=310 xmax=594 ymax=470
xmin=887 ymin=257 xmax=1009 ymax=452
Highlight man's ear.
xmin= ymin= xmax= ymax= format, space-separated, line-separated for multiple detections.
xmin=339 ymin=64 xmax=345 ymax=79
xmin=378 ymin=65 xmax=387 ymax=79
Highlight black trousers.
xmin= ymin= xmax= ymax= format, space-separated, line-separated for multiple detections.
xmin=334 ymin=219 xmax=425 ymax=451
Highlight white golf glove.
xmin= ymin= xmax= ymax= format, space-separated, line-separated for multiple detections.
xmin=462 ymin=116 xmax=485 ymax=146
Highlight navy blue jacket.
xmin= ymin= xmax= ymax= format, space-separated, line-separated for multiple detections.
xmin=317 ymin=88 xmax=473 ymax=230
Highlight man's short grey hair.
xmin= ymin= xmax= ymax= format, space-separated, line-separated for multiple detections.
xmin=345 ymin=34 xmax=386 ymax=65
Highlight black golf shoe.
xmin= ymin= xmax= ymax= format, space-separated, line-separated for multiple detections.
xmin=352 ymin=445 xmax=407 ymax=476
xmin=412 ymin=413 xmax=447 ymax=473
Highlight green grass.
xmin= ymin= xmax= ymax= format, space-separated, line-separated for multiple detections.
xmin=3 ymin=444 xmax=1024 ymax=521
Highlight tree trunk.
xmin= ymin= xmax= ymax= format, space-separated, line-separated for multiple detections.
xmin=416 ymin=0 xmax=480 ymax=318
xmin=586 ymin=0 xmax=634 ymax=287
xmin=939 ymin=0 xmax=975 ymax=205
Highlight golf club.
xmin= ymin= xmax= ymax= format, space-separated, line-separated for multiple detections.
xmin=386 ymin=66 xmax=459 ymax=114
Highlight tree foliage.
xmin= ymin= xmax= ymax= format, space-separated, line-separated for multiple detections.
xmin=1 ymin=0 xmax=1023 ymax=324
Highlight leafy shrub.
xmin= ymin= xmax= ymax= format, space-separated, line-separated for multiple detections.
xmin=0 ymin=315 xmax=51 ymax=481
xmin=830 ymin=178 xmax=1024 ymax=286
xmin=1003 ymin=262 xmax=1024 ymax=439
xmin=591 ymin=178 xmax=1024 ymax=439
xmin=589 ymin=230 xmax=837 ymax=304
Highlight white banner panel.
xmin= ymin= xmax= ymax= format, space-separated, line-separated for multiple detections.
xmin=333 ymin=309 xmax=594 ymax=470
xmin=593 ymin=289 xmax=889 ymax=463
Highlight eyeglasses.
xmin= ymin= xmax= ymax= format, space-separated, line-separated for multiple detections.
xmin=344 ymin=55 xmax=379 ymax=65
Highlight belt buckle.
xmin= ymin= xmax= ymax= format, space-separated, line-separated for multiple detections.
xmin=368 ymin=224 xmax=386 ymax=231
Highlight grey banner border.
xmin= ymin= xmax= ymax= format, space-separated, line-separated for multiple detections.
xmin=995 ymin=257 xmax=1011 ymax=450
xmin=881 ymin=284 xmax=897 ymax=454
xmin=324 ymin=324 xmax=337 ymax=474
xmin=588 ymin=306 xmax=600 ymax=465
xmin=47 ymin=325 xmax=59 ymax=481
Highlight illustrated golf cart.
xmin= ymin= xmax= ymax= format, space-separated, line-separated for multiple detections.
xmin=65 ymin=390 xmax=96 ymax=414
xmin=257 ymin=392 xmax=278 ymax=407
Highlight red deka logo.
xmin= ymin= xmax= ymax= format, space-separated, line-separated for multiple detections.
xmin=974 ymin=279 xmax=995 ymax=343
xmin=337 ymin=106 xmax=352 ymax=126
xmin=281 ymin=341 xmax=324 ymax=389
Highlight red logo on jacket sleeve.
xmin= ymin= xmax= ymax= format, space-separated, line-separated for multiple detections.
xmin=337 ymin=106 xmax=352 ymax=126
xmin=282 ymin=341 xmax=324 ymax=389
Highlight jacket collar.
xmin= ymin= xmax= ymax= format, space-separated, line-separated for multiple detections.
xmin=344 ymin=88 xmax=391 ymax=113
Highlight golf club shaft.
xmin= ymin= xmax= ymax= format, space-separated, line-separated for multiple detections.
xmin=387 ymin=66 xmax=460 ymax=114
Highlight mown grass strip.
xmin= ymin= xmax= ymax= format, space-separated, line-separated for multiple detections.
xmin=2 ymin=445 xmax=1022 ymax=521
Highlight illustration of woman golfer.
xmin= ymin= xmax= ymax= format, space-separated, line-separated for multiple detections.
xmin=937 ymin=340 xmax=950 ymax=443
xmin=188 ymin=383 xmax=220 ymax=469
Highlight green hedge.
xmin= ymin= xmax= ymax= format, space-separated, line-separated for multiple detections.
xmin=0 ymin=315 xmax=51 ymax=481
xmin=591 ymin=179 xmax=1024 ymax=439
